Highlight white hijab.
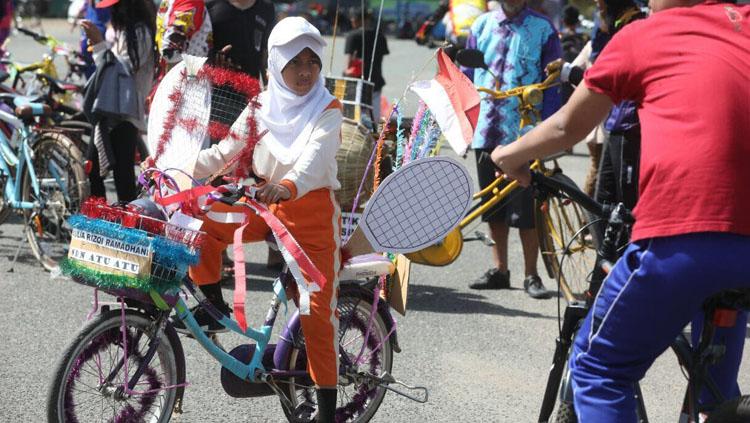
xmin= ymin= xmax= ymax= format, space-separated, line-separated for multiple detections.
xmin=257 ymin=17 xmax=335 ymax=165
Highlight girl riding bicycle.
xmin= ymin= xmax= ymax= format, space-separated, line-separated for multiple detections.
xmin=178 ymin=17 xmax=344 ymax=422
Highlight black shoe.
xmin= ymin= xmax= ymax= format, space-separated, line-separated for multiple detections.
xmin=171 ymin=304 xmax=230 ymax=335
xmin=315 ymin=388 xmax=337 ymax=423
xmin=523 ymin=275 xmax=551 ymax=299
xmin=469 ymin=268 xmax=511 ymax=290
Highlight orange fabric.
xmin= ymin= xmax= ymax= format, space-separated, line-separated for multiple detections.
xmin=326 ymin=98 xmax=342 ymax=111
xmin=189 ymin=189 xmax=342 ymax=387
xmin=279 ymin=179 xmax=298 ymax=201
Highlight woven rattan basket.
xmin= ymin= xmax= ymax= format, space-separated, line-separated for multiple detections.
xmin=336 ymin=118 xmax=374 ymax=211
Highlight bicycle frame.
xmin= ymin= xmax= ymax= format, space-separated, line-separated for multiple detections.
xmin=459 ymin=69 xmax=561 ymax=230
xmin=532 ymin=178 xmax=742 ymax=422
xmin=0 ymin=108 xmax=43 ymax=211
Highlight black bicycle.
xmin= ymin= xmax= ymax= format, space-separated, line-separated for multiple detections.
xmin=530 ymin=170 xmax=750 ymax=423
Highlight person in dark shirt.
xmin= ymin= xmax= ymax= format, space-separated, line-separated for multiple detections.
xmin=207 ymin=0 xmax=280 ymax=274
xmin=207 ymin=0 xmax=275 ymax=80
xmin=344 ymin=7 xmax=389 ymax=124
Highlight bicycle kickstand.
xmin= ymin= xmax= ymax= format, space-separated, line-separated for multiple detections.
xmin=376 ymin=371 xmax=429 ymax=403
xmin=6 ymin=235 xmax=25 ymax=273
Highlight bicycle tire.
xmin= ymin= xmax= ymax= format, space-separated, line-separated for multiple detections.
xmin=0 ymin=173 xmax=11 ymax=225
xmin=47 ymin=309 xmax=179 ymax=423
xmin=22 ymin=132 xmax=89 ymax=271
xmin=281 ymin=284 xmax=394 ymax=422
xmin=705 ymin=395 xmax=750 ymax=423
xmin=535 ymin=174 xmax=596 ymax=302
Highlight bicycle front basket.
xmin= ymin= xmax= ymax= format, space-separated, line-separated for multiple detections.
xmin=60 ymin=198 xmax=206 ymax=295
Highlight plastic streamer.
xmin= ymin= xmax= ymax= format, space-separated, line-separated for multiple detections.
xmin=418 ymin=116 xmax=442 ymax=159
xmin=60 ymin=259 xmax=183 ymax=294
xmin=410 ymin=107 xmax=433 ymax=162
xmin=394 ymin=104 xmax=406 ymax=171
xmin=402 ymin=101 xmax=427 ymax=167
xmin=343 ymin=101 xmax=399 ymax=239
xmin=343 ymin=48 xmax=442 ymax=241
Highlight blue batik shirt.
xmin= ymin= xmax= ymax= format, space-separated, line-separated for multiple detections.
xmin=463 ymin=8 xmax=561 ymax=149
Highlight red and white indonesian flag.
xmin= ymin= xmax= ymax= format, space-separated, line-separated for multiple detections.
xmin=409 ymin=49 xmax=480 ymax=156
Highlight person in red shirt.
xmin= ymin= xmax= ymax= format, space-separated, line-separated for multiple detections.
xmin=489 ymin=0 xmax=750 ymax=420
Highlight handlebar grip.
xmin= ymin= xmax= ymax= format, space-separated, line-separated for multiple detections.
xmin=568 ymin=66 xmax=584 ymax=86
xmin=531 ymin=171 xmax=607 ymax=218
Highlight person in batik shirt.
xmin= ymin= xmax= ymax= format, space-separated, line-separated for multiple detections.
xmin=463 ymin=0 xmax=560 ymax=299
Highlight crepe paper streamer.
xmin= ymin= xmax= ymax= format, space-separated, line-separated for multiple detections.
xmin=60 ymin=259 xmax=185 ymax=294
xmin=225 ymin=201 xmax=326 ymax=329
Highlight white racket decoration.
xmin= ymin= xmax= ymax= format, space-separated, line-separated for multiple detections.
xmin=344 ymin=156 xmax=473 ymax=256
xmin=147 ymin=54 xmax=262 ymax=179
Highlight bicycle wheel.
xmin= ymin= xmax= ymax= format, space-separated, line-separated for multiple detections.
xmin=705 ymin=395 xmax=750 ymax=423
xmin=47 ymin=309 xmax=179 ymax=423
xmin=281 ymin=284 xmax=394 ymax=422
xmin=536 ymin=175 xmax=596 ymax=302
xmin=22 ymin=132 xmax=89 ymax=271
xmin=0 ymin=173 xmax=10 ymax=225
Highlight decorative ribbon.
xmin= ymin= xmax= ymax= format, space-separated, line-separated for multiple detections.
xmin=209 ymin=199 xmax=326 ymax=331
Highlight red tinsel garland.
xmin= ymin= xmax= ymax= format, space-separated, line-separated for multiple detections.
xmin=154 ymin=68 xmax=187 ymax=161
xmin=152 ymin=64 xmax=263 ymax=178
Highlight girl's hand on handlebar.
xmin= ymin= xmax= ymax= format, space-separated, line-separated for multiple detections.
xmin=255 ymin=183 xmax=291 ymax=204
xmin=491 ymin=145 xmax=532 ymax=187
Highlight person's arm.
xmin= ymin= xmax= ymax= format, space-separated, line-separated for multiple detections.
xmin=280 ymin=108 xmax=342 ymax=200
xmin=491 ymin=82 xmax=613 ymax=185
xmin=540 ymin=29 xmax=562 ymax=119
xmin=160 ymin=1 xmax=205 ymax=63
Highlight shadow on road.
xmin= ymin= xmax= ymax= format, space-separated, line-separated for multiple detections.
xmin=0 ymin=234 xmax=41 ymax=267
xmin=406 ymin=283 xmax=555 ymax=319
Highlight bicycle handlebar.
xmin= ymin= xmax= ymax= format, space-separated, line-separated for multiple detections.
xmin=478 ymin=69 xmax=561 ymax=100
xmin=530 ymin=171 xmax=607 ymax=218
xmin=476 ymin=151 xmax=633 ymax=223
xmin=16 ymin=27 xmax=50 ymax=44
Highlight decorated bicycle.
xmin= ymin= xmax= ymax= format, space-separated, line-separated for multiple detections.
xmin=402 ymin=48 xmax=596 ymax=304
xmin=46 ymin=41 xmax=475 ymax=421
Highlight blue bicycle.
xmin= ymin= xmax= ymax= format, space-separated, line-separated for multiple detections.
xmin=0 ymin=94 xmax=88 ymax=270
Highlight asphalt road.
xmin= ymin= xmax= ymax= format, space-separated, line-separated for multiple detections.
xmin=0 ymin=20 xmax=748 ymax=423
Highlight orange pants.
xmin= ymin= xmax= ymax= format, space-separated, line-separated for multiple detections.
xmin=189 ymin=188 xmax=342 ymax=387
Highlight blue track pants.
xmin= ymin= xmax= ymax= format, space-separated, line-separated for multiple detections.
xmin=569 ymin=232 xmax=750 ymax=422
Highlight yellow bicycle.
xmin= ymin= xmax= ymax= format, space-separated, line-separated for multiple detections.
xmin=407 ymin=50 xmax=596 ymax=303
